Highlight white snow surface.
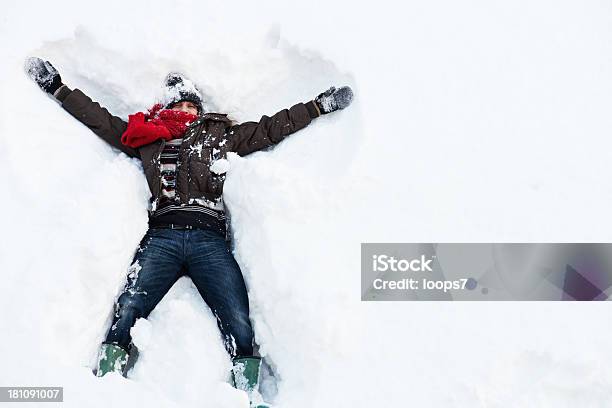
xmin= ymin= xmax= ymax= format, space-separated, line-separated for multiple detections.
xmin=210 ymin=158 xmax=231 ymax=175
xmin=2 ymin=0 xmax=612 ymax=407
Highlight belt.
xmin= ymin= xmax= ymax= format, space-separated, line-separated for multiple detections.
xmin=149 ymin=223 xmax=200 ymax=230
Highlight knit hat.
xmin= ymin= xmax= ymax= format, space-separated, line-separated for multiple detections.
xmin=162 ymin=72 xmax=203 ymax=114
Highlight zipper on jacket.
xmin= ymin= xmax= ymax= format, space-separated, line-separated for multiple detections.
xmin=182 ymin=123 xmax=202 ymax=204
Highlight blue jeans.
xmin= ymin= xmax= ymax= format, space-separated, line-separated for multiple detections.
xmin=104 ymin=228 xmax=254 ymax=358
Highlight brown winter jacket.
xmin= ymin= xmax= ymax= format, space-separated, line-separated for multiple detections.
xmin=56 ymin=87 xmax=321 ymax=209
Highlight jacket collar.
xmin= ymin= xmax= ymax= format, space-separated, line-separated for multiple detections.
xmin=188 ymin=112 xmax=232 ymax=127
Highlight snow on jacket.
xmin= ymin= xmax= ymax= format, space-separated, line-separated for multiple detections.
xmin=55 ymin=87 xmax=321 ymax=211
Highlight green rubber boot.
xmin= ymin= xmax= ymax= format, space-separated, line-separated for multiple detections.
xmin=231 ymin=356 xmax=271 ymax=408
xmin=96 ymin=343 xmax=129 ymax=377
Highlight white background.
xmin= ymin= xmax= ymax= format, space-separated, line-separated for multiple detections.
xmin=2 ymin=0 xmax=612 ymax=406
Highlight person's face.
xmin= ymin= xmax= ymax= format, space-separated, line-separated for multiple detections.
xmin=171 ymin=100 xmax=199 ymax=116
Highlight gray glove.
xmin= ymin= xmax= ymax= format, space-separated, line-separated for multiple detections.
xmin=25 ymin=57 xmax=63 ymax=94
xmin=314 ymin=86 xmax=354 ymax=114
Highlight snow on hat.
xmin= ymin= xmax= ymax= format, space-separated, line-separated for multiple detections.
xmin=162 ymin=72 xmax=203 ymax=114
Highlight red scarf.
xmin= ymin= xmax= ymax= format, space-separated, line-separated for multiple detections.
xmin=121 ymin=104 xmax=199 ymax=148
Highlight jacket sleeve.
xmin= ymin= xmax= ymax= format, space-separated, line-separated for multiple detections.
xmin=228 ymin=100 xmax=320 ymax=157
xmin=58 ymin=87 xmax=140 ymax=159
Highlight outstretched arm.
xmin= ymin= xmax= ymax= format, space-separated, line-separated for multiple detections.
xmin=25 ymin=57 xmax=140 ymax=159
xmin=229 ymin=86 xmax=353 ymax=157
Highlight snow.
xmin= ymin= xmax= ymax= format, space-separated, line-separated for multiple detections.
xmin=131 ymin=318 xmax=153 ymax=351
xmin=190 ymin=142 xmax=204 ymax=158
xmin=3 ymin=0 xmax=612 ymax=407
xmin=210 ymin=158 xmax=230 ymax=175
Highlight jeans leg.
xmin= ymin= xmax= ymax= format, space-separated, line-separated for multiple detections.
xmin=105 ymin=229 xmax=184 ymax=351
xmin=185 ymin=229 xmax=254 ymax=358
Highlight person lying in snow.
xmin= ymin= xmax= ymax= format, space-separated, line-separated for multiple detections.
xmin=25 ymin=57 xmax=353 ymax=408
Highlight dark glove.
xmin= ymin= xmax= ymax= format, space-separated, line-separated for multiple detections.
xmin=314 ymin=86 xmax=353 ymax=114
xmin=25 ymin=57 xmax=63 ymax=94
